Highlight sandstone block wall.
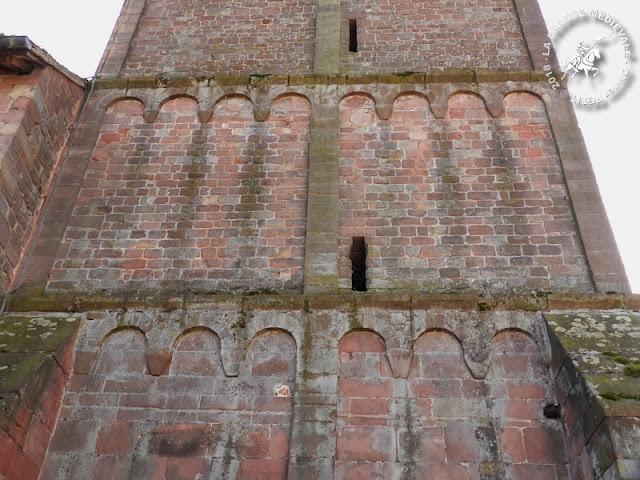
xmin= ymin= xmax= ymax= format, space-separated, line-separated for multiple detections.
xmin=340 ymin=0 xmax=531 ymax=73
xmin=48 ymin=94 xmax=310 ymax=293
xmin=110 ymin=0 xmax=530 ymax=77
xmin=0 ymin=68 xmax=83 ymax=293
xmin=119 ymin=0 xmax=317 ymax=77
xmin=31 ymin=81 xmax=594 ymax=296
xmin=43 ymin=327 xmax=296 ymax=479
xmin=338 ymin=91 xmax=590 ymax=292
xmin=0 ymin=1 xmax=635 ymax=478
xmin=39 ymin=305 xmax=581 ymax=480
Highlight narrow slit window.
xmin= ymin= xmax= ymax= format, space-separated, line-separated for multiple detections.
xmin=350 ymin=237 xmax=366 ymax=292
xmin=349 ymin=19 xmax=358 ymax=52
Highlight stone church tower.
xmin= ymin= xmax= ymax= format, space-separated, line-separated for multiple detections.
xmin=0 ymin=0 xmax=638 ymax=479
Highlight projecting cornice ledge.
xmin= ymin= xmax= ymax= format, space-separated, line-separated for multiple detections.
xmin=92 ymin=69 xmax=564 ymax=90
xmin=4 ymin=290 xmax=640 ymax=315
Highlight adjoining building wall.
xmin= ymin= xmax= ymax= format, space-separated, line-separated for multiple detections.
xmin=0 ymin=66 xmax=84 ymax=294
xmin=0 ymin=316 xmax=78 ymax=480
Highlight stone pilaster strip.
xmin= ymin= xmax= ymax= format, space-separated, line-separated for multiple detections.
xmin=314 ymin=0 xmax=342 ymax=75
xmin=303 ymin=86 xmax=341 ymax=293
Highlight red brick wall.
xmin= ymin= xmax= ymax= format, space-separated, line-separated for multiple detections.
xmin=49 ymin=95 xmax=310 ymax=293
xmin=340 ymin=0 xmax=531 ymax=73
xmin=336 ymin=330 xmax=569 ymax=479
xmin=42 ymin=328 xmax=296 ymax=480
xmin=120 ymin=0 xmax=317 ymax=77
xmin=338 ymin=92 xmax=591 ymax=292
xmin=0 ymin=68 xmax=83 ymax=293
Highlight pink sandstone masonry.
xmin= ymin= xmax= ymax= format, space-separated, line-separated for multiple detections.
xmin=340 ymin=0 xmax=530 ymax=73
xmin=35 ymin=82 xmax=595 ymax=296
xmin=43 ymin=327 xmax=296 ymax=479
xmin=48 ymin=95 xmax=310 ymax=293
xmin=119 ymin=0 xmax=317 ymax=77
xmin=0 ymin=0 xmax=638 ymax=478
xmin=338 ymin=92 xmax=590 ymax=291
xmin=30 ymin=305 xmax=594 ymax=480
xmin=112 ymin=0 xmax=530 ymax=77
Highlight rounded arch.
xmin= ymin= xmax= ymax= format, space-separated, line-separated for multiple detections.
xmin=170 ymin=326 xmax=224 ymax=376
xmin=338 ymin=328 xmax=387 ymax=353
xmin=102 ymin=96 xmax=146 ymax=115
xmin=338 ymin=91 xmax=380 ymax=125
xmin=503 ymin=88 xmax=551 ymax=108
xmin=503 ymin=89 xmax=546 ymax=104
xmin=92 ymin=326 xmax=149 ymax=375
xmin=255 ymin=91 xmax=313 ymax=123
xmin=248 ymin=327 xmax=298 ymax=352
xmin=173 ymin=326 xmax=221 ymax=349
xmin=387 ymin=91 xmax=432 ymax=121
xmin=501 ymin=89 xmax=552 ymax=123
xmin=241 ymin=328 xmax=298 ymax=379
xmin=504 ymin=86 xmax=551 ymax=106
xmin=97 ymin=90 xmax=147 ymax=111
xmin=267 ymin=92 xmax=313 ymax=113
xmin=392 ymin=90 xmax=431 ymax=107
xmin=445 ymin=89 xmax=493 ymax=115
xmin=99 ymin=325 xmax=148 ymax=349
xmin=207 ymin=93 xmax=255 ymax=122
xmin=413 ymin=327 xmax=461 ymax=344
xmin=487 ymin=328 xmax=553 ymax=387
xmin=339 ymin=91 xmax=378 ymax=109
xmin=490 ymin=327 xmax=540 ymax=353
xmin=285 ymin=86 xmax=320 ymax=110
xmin=212 ymin=93 xmax=254 ymax=110
xmin=409 ymin=328 xmax=471 ymax=378
xmin=157 ymin=93 xmax=200 ymax=110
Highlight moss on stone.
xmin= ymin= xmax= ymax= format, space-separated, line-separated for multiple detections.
xmin=0 ymin=316 xmax=78 ymax=428
xmin=623 ymin=365 xmax=640 ymax=378
xmin=599 ymin=391 xmax=640 ymax=402
xmin=614 ymin=357 xmax=631 ymax=365
xmin=545 ymin=311 xmax=640 ymax=415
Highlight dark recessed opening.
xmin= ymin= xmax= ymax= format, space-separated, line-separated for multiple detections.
xmin=349 ymin=19 xmax=358 ymax=52
xmin=350 ymin=236 xmax=366 ymax=292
